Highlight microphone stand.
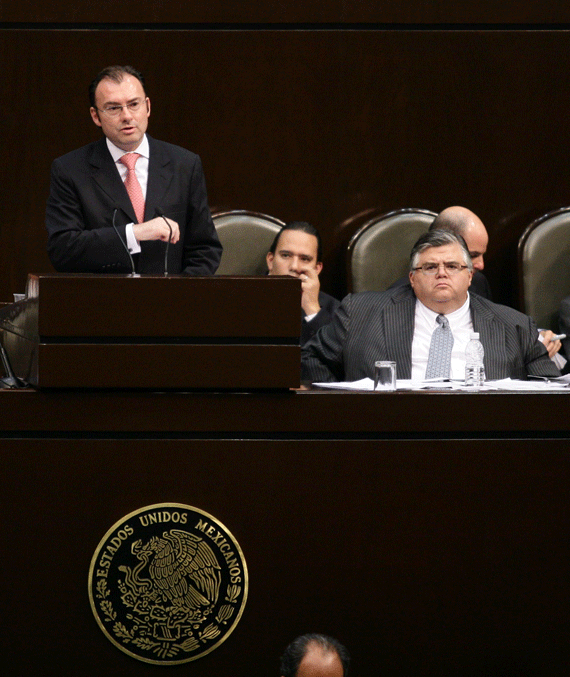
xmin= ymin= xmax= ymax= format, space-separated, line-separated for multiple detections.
xmin=112 ymin=208 xmax=137 ymax=276
xmin=155 ymin=207 xmax=172 ymax=276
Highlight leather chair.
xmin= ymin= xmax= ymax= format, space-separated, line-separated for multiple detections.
xmin=212 ymin=210 xmax=285 ymax=275
xmin=518 ymin=207 xmax=570 ymax=331
xmin=347 ymin=208 xmax=437 ymax=292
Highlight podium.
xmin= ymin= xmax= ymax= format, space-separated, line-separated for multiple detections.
xmin=0 ymin=274 xmax=302 ymax=389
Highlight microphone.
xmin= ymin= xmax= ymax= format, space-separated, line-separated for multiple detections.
xmin=111 ymin=207 xmax=137 ymax=276
xmin=155 ymin=207 xmax=172 ymax=276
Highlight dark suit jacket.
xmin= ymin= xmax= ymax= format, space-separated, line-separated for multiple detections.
xmin=46 ymin=135 xmax=222 ymax=275
xmin=558 ymin=295 xmax=570 ymax=361
xmin=302 ymin=284 xmax=559 ymax=382
xmin=301 ymin=291 xmax=340 ymax=345
xmin=389 ymin=269 xmax=493 ymax=300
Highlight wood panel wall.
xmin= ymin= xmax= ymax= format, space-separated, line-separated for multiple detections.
xmin=1 ymin=7 xmax=570 ymax=675
xmin=3 ymin=437 xmax=569 ymax=676
xmin=2 ymin=6 xmax=570 ymax=306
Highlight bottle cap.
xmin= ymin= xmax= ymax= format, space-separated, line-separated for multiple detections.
xmin=470 ymin=332 xmax=480 ymax=339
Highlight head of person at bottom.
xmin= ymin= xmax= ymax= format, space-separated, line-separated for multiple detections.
xmin=279 ymin=633 xmax=350 ymax=677
xmin=409 ymin=229 xmax=473 ymax=315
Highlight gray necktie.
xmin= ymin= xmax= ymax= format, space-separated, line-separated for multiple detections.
xmin=425 ymin=314 xmax=454 ymax=379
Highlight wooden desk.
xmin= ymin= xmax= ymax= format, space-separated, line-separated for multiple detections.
xmin=1 ymin=388 xmax=569 ymax=676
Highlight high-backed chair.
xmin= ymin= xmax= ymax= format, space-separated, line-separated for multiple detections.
xmin=212 ymin=210 xmax=285 ymax=275
xmin=347 ymin=208 xmax=437 ymax=292
xmin=518 ymin=207 xmax=570 ymax=330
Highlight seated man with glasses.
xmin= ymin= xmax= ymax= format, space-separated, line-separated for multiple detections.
xmin=302 ymin=230 xmax=559 ymax=383
xmin=46 ymin=65 xmax=222 ymax=275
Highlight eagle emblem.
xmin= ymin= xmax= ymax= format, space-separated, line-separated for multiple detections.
xmin=121 ymin=530 xmax=221 ymax=627
xmin=89 ymin=504 xmax=247 ymax=665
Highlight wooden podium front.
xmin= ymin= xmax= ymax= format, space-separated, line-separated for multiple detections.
xmin=0 ymin=274 xmax=302 ymax=389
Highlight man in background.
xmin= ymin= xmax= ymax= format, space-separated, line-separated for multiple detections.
xmin=390 ymin=206 xmax=491 ymax=298
xmin=267 ymin=222 xmax=339 ymax=345
xmin=427 ymin=206 xmax=491 ymax=298
xmin=302 ymin=230 xmax=559 ymax=383
xmin=391 ymin=205 xmax=562 ymax=362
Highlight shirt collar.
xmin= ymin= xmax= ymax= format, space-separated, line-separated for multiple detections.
xmin=106 ymin=134 xmax=149 ymax=163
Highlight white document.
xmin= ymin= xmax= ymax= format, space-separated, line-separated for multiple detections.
xmin=313 ymin=377 xmax=570 ymax=392
xmin=313 ymin=378 xmax=458 ymax=391
xmin=490 ymin=378 xmax=569 ymax=391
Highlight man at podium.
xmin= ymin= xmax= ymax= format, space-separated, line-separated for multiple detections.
xmin=45 ymin=65 xmax=222 ymax=275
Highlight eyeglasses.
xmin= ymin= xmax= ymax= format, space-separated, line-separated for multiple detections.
xmin=96 ymin=100 xmax=146 ymax=117
xmin=412 ymin=262 xmax=469 ymax=275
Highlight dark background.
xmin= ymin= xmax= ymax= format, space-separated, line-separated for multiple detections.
xmin=3 ymin=436 xmax=570 ymax=676
xmin=2 ymin=10 xmax=570 ymax=674
xmin=2 ymin=1 xmax=570 ymax=308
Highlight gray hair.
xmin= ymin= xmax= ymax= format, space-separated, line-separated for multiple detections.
xmin=409 ymin=230 xmax=473 ymax=272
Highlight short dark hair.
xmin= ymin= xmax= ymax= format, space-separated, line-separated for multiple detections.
xmin=269 ymin=222 xmax=323 ymax=263
xmin=89 ymin=65 xmax=146 ymax=108
xmin=410 ymin=229 xmax=472 ymax=272
xmin=279 ymin=634 xmax=350 ymax=677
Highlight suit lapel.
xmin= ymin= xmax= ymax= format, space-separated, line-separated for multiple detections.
xmin=384 ymin=287 xmax=416 ymax=378
xmin=88 ymin=138 xmax=136 ymax=224
xmin=470 ymin=294 xmax=507 ymax=379
xmin=144 ymin=136 xmax=173 ymax=221
xmin=138 ymin=137 xmax=175 ymax=272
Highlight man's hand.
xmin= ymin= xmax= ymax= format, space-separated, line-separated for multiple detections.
xmin=132 ymin=217 xmax=180 ymax=243
xmin=299 ymin=266 xmax=321 ymax=316
xmin=539 ymin=329 xmax=562 ymax=358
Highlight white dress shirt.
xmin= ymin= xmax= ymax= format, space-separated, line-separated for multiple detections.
xmin=411 ymin=294 xmax=474 ymax=381
xmin=106 ymin=135 xmax=150 ymax=254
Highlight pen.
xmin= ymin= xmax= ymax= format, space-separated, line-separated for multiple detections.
xmin=549 ymin=333 xmax=566 ymax=342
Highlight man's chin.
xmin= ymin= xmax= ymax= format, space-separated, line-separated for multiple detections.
xmin=429 ymin=292 xmax=454 ymax=307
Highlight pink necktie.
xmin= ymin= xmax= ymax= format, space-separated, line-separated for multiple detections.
xmin=119 ymin=153 xmax=145 ymax=224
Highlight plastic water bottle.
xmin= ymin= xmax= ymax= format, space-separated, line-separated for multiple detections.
xmin=465 ymin=332 xmax=485 ymax=386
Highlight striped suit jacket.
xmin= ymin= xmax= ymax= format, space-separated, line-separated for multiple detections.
xmin=301 ymin=284 xmax=560 ymax=382
xmin=301 ymin=291 xmax=340 ymax=345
